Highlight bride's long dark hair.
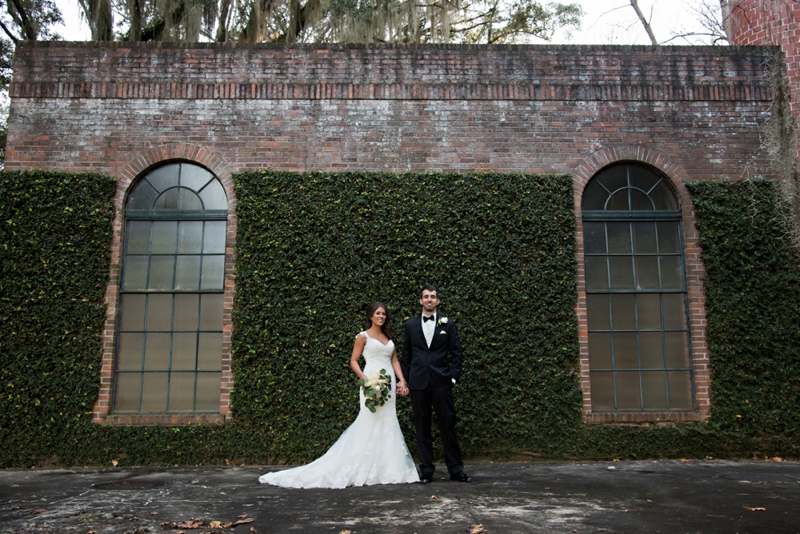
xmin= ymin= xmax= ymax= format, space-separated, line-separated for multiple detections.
xmin=365 ymin=301 xmax=395 ymax=342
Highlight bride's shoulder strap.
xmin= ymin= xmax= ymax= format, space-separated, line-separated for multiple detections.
xmin=356 ymin=331 xmax=368 ymax=340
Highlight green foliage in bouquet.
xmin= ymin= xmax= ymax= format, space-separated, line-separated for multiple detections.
xmin=359 ymin=369 xmax=392 ymax=413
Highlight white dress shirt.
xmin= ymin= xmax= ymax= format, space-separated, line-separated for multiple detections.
xmin=422 ymin=313 xmax=436 ymax=347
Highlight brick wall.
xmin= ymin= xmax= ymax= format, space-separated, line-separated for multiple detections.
xmin=730 ymin=0 xmax=800 ymax=156
xmin=6 ymin=42 xmax=780 ymax=424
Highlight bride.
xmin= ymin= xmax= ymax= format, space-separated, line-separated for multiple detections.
xmin=259 ymin=302 xmax=420 ymax=488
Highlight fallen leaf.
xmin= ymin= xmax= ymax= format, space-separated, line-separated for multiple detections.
xmin=430 ymin=495 xmax=439 ymax=499
xmin=11 ymin=505 xmax=20 ymax=510
xmin=238 ymin=514 xmax=249 ymax=519
xmin=111 ymin=459 xmax=119 ymax=467
xmin=210 ymin=521 xmax=223 ymax=528
xmin=339 ymin=530 xmax=352 ymax=534
xmin=467 ymin=524 xmax=486 ymax=534
xmin=234 ymin=518 xmax=255 ymax=526
xmin=745 ymin=507 xmax=766 ymax=511
xmin=150 ymin=512 xmax=159 ymax=516
xmin=33 ymin=509 xmax=47 ymax=514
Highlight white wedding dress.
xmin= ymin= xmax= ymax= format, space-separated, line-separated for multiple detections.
xmin=259 ymin=332 xmax=420 ymax=488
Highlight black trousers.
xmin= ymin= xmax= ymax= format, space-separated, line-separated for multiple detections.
xmin=410 ymin=383 xmax=463 ymax=476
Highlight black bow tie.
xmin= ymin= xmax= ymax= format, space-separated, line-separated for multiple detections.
xmin=423 ymin=315 xmax=435 ymax=322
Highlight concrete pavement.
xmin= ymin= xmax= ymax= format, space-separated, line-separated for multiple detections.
xmin=1 ymin=459 xmax=799 ymax=533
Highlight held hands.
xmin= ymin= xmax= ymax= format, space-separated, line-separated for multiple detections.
xmin=397 ymin=381 xmax=410 ymax=396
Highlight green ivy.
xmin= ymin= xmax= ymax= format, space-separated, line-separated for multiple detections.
xmin=231 ymin=171 xmax=583 ymax=460
xmin=686 ymin=180 xmax=800 ymax=436
xmin=1 ymin=171 xmax=797 ymax=467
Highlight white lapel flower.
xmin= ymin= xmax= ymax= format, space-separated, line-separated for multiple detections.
xmin=437 ymin=317 xmax=448 ymax=326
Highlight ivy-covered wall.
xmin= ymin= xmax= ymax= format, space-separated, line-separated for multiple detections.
xmin=686 ymin=180 xmax=800 ymax=436
xmin=231 ymin=171 xmax=582 ymax=460
xmin=0 ymin=171 xmax=797 ymax=467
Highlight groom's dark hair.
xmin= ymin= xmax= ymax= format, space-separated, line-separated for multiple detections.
xmin=421 ymin=284 xmax=438 ymax=297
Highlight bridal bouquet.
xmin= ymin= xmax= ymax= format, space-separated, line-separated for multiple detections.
xmin=358 ymin=369 xmax=392 ymax=413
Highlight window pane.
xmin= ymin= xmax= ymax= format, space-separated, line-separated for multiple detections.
xmin=590 ymin=372 xmax=615 ymax=410
xmin=198 ymin=333 xmax=223 ymax=370
xmin=178 ymin=188 xmax=203 ymax=210
xmin=146 ymin=294 xmax=172 ymax=331
xmin=122 ymin=256 xmax=148 ymax=290
xmin=667 ymin=371 xmax=693 ymax=409
xmin=119 ymin=294 xmax=146 ymax=332
xmin=203 ymin=221 xmax=227 ymax=254
xmin=168 ymin=372 xmax=196 ymax=411
xmin=200 ymin=294 xmax=224 ymax=331
xmin=642 ymin=371 xmax=668 ymax=410
xmin=632 ymin=222 xmax=657 ymax=253
xmin=173 ymin=294 xmax=199 ymax=331
xmin=615 ymin=371 xmax=641 ymax=409
xmin=114 ymin=373 xmax=141 ymax=411
xmin=180 ymin=164 xmax=214 ymax=191
xmin=665 ymin=332 xmax=691 ymax=368
xmin=127 ymin=221 xmax=151 ymax=254
xmin=613 ymin=333 xmax=639 ymax=369
xmin=148 ymin=256 xmax=175 ymax=290
xmin=662 ymin=294 xmax=688 ymax=330
xmin=657 ymin=222 xmax=681 ymax=253
xmin=585 ymin=256 xmax=609 ymax=290
xmin=586 ymin=294 xmax=610 ymax=330
xmin=178 ymin=221 xmax=203 ymax=254
xmin=126 ymin=181 xmax=158 ymax=210
xmin=581 ymin=179 xmax=608 ymax=211
xmin=629 ymin=166 xmax=659 ymax=193
xmin=195 ymin=372 xmax=221 ymax=411
xmin=607 ymin=223 xmax=632 ymax=253
xmin=635 ymin=256 xmax=660 ymax=290
xmin=589 ymin=333 xmax=612 ymax=369
xmin=607 ymin=190 xmax=630 ymax=210
xmin=144 ymin=333 xmax=170 ymax=370
xmin=117 ymin=333 xmax=144 ymax=370
xmin=610 ymin=294 xmax=635 ymax=330
xmin=629 ymin=189 xmax=654 ymax=211
xmin=596 ymin=165 xmax=628 ymax=195
xmin=583 ymin=222 xmax=607 ymax=254
xmin=175 ymin=255 xmax=201 ymax=290
xmin=609 ymin=256 xmax=634 ymax=289
xmin=639 ymin=332 xmax=664 ymax=368
xmin=200 ymin=256 xmax=225 ymax=290
xmin=154 ymin=189 xmax=180 ymax=210
xmin=145 ymin=164 xmax=180 ymax=192
xmin=151 ymin=222 xmax=178 ymax=254
xmin=637 ymin=294 xmax=662 ymax=330
xmin=651 ymin=181 xmax=679 ymax=210
xmin=172 ymin=333 xmax=198 ymax=370
xmin=198 ymin=179 xmax=227 ymax=210
xmin=660 ymin=256 xmax=684 ymax=290
xmin=140 ymin=372 xmax=168 ymax=411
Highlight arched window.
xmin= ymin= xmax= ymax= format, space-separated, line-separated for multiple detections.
xmin=582 ymin=163 xmax=693 ymax=411
xmin=113 ymin=162 xmax=228 ymax=413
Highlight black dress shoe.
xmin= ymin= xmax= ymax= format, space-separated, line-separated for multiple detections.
xmin=450 ymin=471 xmax=473 ymax=483
xmin=419 ymin=474 xmax=433 ymax=484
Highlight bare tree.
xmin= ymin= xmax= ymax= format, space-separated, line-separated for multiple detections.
xmin=628 ymin=0 xmax=657 ymax=45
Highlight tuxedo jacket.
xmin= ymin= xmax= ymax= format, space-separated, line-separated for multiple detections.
xmin=401 ymin=314 xmax=464 ymax=390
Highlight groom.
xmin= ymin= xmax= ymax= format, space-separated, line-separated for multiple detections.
xmin=401 ymin=285 xmax=472 ymax=483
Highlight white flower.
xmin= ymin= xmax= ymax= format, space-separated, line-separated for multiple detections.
xmin=438 ymin=317 xmax=448 ymax=325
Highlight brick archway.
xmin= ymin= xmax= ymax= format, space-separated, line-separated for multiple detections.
xmin=93 ymin=144 xmax=237 ymax=425
xmin=572 ymin=146 xmax=710 ymax=423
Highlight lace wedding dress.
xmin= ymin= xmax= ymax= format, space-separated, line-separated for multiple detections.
xmin=259 ymin=332 xmax=420 ymax=488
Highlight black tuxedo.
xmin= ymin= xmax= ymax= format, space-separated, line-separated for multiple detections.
xmin=401 ymin=313 xmax=464 ymax=477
